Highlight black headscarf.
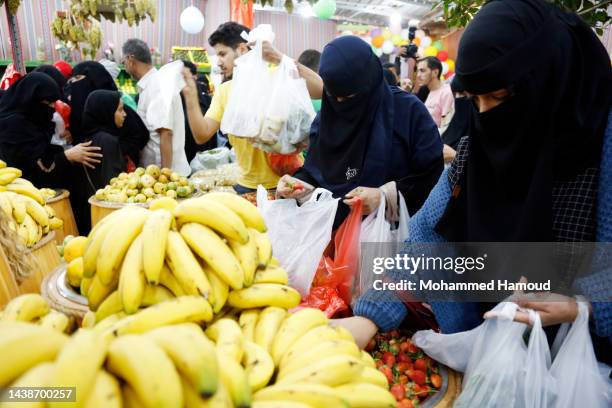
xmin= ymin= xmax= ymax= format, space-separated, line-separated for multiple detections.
xmin=436 ymin=0 xmax=612 ymax=242
xmin=82 ymin=90 xmax=121 ymax=136
xmin=33 ymin=65 xmax=67 ymax=100
xmin=0 ymin=73 xmax=60 ymax=159
xmin=304 ymin=36 xmax=394 ymax=187
xmin=441 ymin=76 xmax=471 ymax=150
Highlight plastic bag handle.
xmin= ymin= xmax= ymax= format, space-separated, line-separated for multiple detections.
xmin=305 ymin=188 xmax=335 ymax=203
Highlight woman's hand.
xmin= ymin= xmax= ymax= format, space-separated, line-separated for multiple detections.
xmin=276 ymin=175 xmax=312 ymax=199
xmin=61 ymin=129 xmax=73 ymax=145
xmin=65 ymin=141 xmax=102 ymax=169
xmin=344 ymin=187 xmax=381 ymax=215
xmin=330 ymin=316 xmax=379 ymax=349
xmin=443 ymin=144 xmax=457 ymax=163
xmin=512 ymin=293 xmax=579 ymax=327
xmin=255 ymin=41 xmax=283 ymax=65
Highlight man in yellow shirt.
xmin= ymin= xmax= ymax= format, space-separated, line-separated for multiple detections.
xmin=182 ymin=22 xmax=323 ymax=193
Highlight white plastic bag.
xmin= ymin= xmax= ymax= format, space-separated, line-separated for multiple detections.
xmin=190 ymin=147 xmax=231 ymax=173
xmin=146 ymin=60 xmax=185 ymax=127
xmin=549 ymin=301 xmax=612 ymax=408
xmin=257 ymin=186 xmax=339 ymax=295
xmin=360 ymin=191 xmax=409 ymax=243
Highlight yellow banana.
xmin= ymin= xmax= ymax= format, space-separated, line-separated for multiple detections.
xmin=202 ymin=263 xmax=229 ymax=314
xmin=106 ymin=335 xmax=183 ymax=408
xmin=334 ymin=383 xmax=397 ymax=408
xmin=118 ymin=235 xmax=145 ymax=314
xmin=175 ymin=198 xmax=249 ymax=244
xmin=0 ymin=160 xmax=5 ymax=168
xmin=109 ymin=296 xmax=213 ymax=336
xmin=279 ymin=340 xmax=361 ymax=379
xmin=251 ymin=228 xmax=273 ymax=268
xmin=67 ymin=257 xmax=84 ymax=288
xmin=121 ymin=384 xmax=143 ymax=408
xmin=10 ymin=193 xmax=26 ymax=223
xmin=205 ymin=318 xmax=244 ymax=362
xmin=0 ymin=362 xmax=54 ymax=408
xmin=0 ymin=168 xmax=22 ymax=185
xmin=93 ymin=313 xmax=126 ymax=335
xmin=145 ymin=323 xmax=218 ymax=398
xmin=360 ymin=350 xmax=376 ymax=369
xmin=243 ymin=340 xmax=274 ymax=392
xmin=83 ymin=370 xmax=121 ymax=408
xmin=22 ymin=214 xmax=39 ymax=247
xmin=277 ymin=355 xmax=364 ymax=387
xmin=228 ymin=229 xmax=259 ymax=287
xmin=38 ymin=310 xmax=72 ymax=333
xmin=239 ymin=309 xmax=260 ymax=342
xmin=97 ymin=208 xmax=148 ymax=285
xmin=271 ymin=308 xmax=328 ymax=364
xmin=141 ymin=209 xmax=172 ymax=284
xmin=87 ymin=274 xmax=119 ymax=312
xmin=228 ymin=283 xmax=300 ymax=310
xmin=280 ymin=325 xmax=355 ymax=369
xmin=81 ymin=311 xmax=96 ymax=328
xmin=95 ymin=291 xmax=122 ymax=323
xmin=80 ymin=277 xmax=93 ymax=300
xmin=254 ymin=265 xmax=289 ymax=285
xmin=1 ymin=294 xmax=50 ymax=322
xmin=64 ymin=236 xmax=88 ymax=263
xmin=203 ymin=192 xmax=267 ymax=232
xmin=48 ymin=329 xmax=110 ymax=408
xmin=180 ymin=223 xmax=244 ymax=290
xmin=254 ymin=306 xmax=287 ymax=354
xmin=355 ymin=366 xmax=390 ymax=389
xmin=22 ymin=195 xmax=48 ymax=229
xmin=141 ymin=285 xmax=174 ymax=306
xmin=252 ymin=402 xmax=311 ymax=408
xmin=6 ymin=182 xmax=44 ymax=205
xmin=254 ymin=383 xmax=348 ymax=408
xmin=166 ymin=231 xmax=213 ymax=300
xmin=269 ymin=257 xmax=280 ymax=267
xmin=83 ymin=210 xmax=126 ymax=278
xmin=217 ymin=354 xmax=252 ymax=408
xmin=0 ymin=193 xmax=12 ymax=216
xmin=10 ymin=177 xmax=34 ymax=188
xmin=159 ymin=263 xmax=186 ymax=297
xmin=48 ymin=216 xmax=63 ymax=231
xmin=0 ymin=323 xmax=67 ymax=387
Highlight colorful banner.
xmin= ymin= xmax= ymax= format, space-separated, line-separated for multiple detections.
xmin=230 ymin=0 xmax=254 ymax=29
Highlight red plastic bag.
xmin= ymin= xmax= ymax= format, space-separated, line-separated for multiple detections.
xmin=54 ymin=100 xmax=71 ymax=128
xmin=300 ymin=199 xmax=363 ymax=317
xmin=0 ymin=64 xmax=22 ymax=90
xmin=268 ymin=153 xmax=303 ymax=176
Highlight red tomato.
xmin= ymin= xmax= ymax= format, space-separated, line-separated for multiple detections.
xmin=430 ymin=373 xmax=442 ymax=389
xmin=407 ymin=343 xmax=419 ymax=354
xmin=383 ymin=352 xmax=396 ymax=367
xmin=375 ymin=360 xmax=385 ymax=368
xmin=398 ymin=375 xmax=409 ymax=385
xmin=407 ymin=369 xmax=427 ymax=385
xmin=396 ymin=361 xmax=412 ymax=372
xmin=397 ymin=399 xmax=414 ymax=408
xmin=379 ymin=365 xmax=393 ymax=384
xmin=414 ymin=358 xmax=427 ymax=372
xmin=365 ymin=338 xmax=377 ymax=352
xmin=399 ymin=341 xmax=411 ymax=353
xmin=397 ymin=352 xmax=412 ymax=363
xmin=390 ymin=384 xmax=406 ymax=401
xmin=390 ymin=329 xmax=401 ymax=338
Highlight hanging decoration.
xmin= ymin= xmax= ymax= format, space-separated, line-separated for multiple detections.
xmin=0 ymin=0 xmax=21 ymax=15
xmin=313 ymin=0 xmax=336 ymax=20
xmin=180 ymin=5 xmax=205 ymax=34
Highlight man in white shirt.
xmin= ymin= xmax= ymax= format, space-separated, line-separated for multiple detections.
xmin=121 ymin=39 xmax=190 ymax=176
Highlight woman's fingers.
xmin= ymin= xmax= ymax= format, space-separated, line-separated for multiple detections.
xmin=512 ymin=311 xmax=533 ymax=325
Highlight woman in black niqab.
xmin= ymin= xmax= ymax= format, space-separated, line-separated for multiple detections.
xmin=33 ymin=65 xmax=67 ymax=101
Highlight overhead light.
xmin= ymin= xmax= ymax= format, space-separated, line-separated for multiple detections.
xmin=298 ymin=2 xmax=315 ymax=18
xmin=390 ymin=13 xmax=402 ymax=26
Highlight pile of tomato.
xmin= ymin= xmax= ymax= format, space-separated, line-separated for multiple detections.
xmin=366 ymin=330 xmax=442 ymax=408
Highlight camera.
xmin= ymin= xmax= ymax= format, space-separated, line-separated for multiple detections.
xmin=400 ymin=26 xmax=419 ymax=60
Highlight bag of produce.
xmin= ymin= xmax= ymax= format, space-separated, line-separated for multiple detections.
xmin=189 ymin=147 xmax=231 ymax=173
xmin=257 ymin=185 xmax=339 ymax=295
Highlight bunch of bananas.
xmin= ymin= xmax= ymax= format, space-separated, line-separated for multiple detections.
xmin=0 ymin=294 xmax=74 ymax=333
xmin=0 ymin=162 xmax=63 ymax=247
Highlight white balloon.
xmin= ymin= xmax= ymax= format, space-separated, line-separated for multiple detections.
xmin=442 ymin=61 xmax=449 ymax=75
xmin=382 ymin=40 xmax=394 ymax=54
xmin=416 ymin=29 xmax=426 ymax=39
xmin=374 ymin=47 xmax=383 ymax=57
xmin=401 ymin=28 xmax=410 ymax=40
xmin=420 ymin=36 xmax=432 ymax=48
xmin=390 ymin=21 xmax=402 ymax=35
xmin=180 ymin=6 xmax=205 ymax=34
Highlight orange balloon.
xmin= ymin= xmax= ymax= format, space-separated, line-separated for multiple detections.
xmin=372 ymin=35 xmax=385 ymax=49
xmin=413 ymin=37 xmax=421 ymax=46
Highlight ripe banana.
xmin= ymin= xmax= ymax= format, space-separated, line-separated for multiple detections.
xmin=93 ymin=313 xmax=126 ymax=335
xmin=106 ymin=335 xmax=183 ymax=408
xmin=272 ymin=308 xmax=328 ymax=364
xmin=0 ymin=362 xmax=54 ymax=408
xmin=175 ymin=198 xmax=249 ymax=244
xmin=334 ymin=383 xmax=397 ymax=408
xmin=276 ymin=355 xmax=364 ymax=387
xmin=279 ymin=340 xmax=361 ymax=379
xmin=21 ymin=214 xmax=39 ymax=247
xmin=254 ymin=383 xmax=348 ymax=408
xmin=228 ymin=283 xmax=300 ymax=310
xmin=355 ymin=366 xmax=390 ymax=389
xmin=0 ymin=193 xmax=12 ymax=216
xmin=121 ymin=384 xmax=143 ymax=408
xmin=95 ymin=291 xmax=122 ymax=323
xmin=1 ymin=294 xmax=50 ymax=322
xmin=243 ymin=340 xmax=274 ymax=392
xmin=252 ymin=402 xmax=311 ymax=408
xmin=22 ymin=195 xmax=48 ymax=229
xmin=141 ymin=209 xmax=172 ymax=284
xmin=81 ymin=311 xmax=96 ymax=328
xmin=254 ymin=265 xmax=289 ymax=285
xmin=48 ymin=329 xmax=110 ymax=408
xmin=254 ymin=306 xmax=287 ymax=354
xmin=251 ymin=228 xmax=273 ymax=268
xmin=180 ymin=223 xmax=244 ymax=290
xmin=205 ymin=318 xmax=244 ymax=363
xmin=166 ymin=231 xmax=213 ymax=300
xmin=87 ymin=274 xmax=119 ymax=312
xmin=0 ymin=160 xmax=5 ymax=168
xmin=280 ymin=325 xmax=355 ymax=369
xmin=83 ymin=210 xmax=126 ymax=278
xmin=48 ymin=216 xmax=63 ymax=231
xmin=83 ymin=370 xmax=121 ymax=408
xmin=159 ymin=263 xmax=186 ymax=297
xmin=0 ymin=167 xmax=22 ymax=185
xmin=202 ymin=263 xmax=229 ymax=314
xmin=217 ymin=354 xmax=252 ymax=408
xmin=239 ymin=309 xmax=260 ymax=342
xmin=109 ymin=296 xmax=213 ymax=336
xmin=360 ymin=350 xmax=376 ymax=369
xmin=66 ymin=257 xmax=84 ymax=288
xmin=10 ymin=177 xmax=34 ymax=188
xmin=0 ymin=323 xmax=67 ymax=386
xmin=97 ymin=208 xmax=149 ymax=285
xmin=141 ymin=285 xmax=174 ymax=306
xmin=145 ymin=323 xmax=218 ymax=397
xmin=80 ymin=277 xmax=93 ymax=300
xmin=204 ymin=192 xmax=267 ymax=232
xmin=229 ymin=229 xmax=259 ymax=287
xmin=10 ymin=194 xmax=26 ymax=223
xmin=6 ymin=182 xmax=44 ymax=205
xmin=118 ymin=235 xmax=145 ymax=314
xmin=181 ymin=379 xmax=232 ymax=408
xmin=38 ymin=310 xmax=72 ymax=333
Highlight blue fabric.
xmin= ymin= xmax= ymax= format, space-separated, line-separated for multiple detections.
xmin=355 ymin=110 xmax=612 ymax=339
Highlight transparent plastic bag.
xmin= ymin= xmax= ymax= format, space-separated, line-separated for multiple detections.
xmin=190 ymin=147 xmax=231 ymax=173
xmin=257 ymin=186 xmax=339 ymax=295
